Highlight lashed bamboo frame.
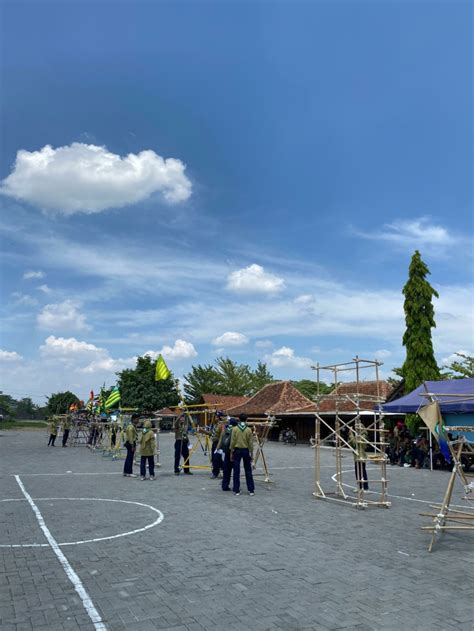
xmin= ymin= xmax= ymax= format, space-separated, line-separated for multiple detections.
xmin=312 ymin=357 xmax=391 ymax=509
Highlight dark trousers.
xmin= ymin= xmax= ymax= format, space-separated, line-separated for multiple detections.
xmin=232 ymin=448 xmax=255 ymax=493
xmin=48 ymin=434 xmax=56 ymax=446
xmin=140 ymin=455 xmax=155 ymax=477
xmin=123 ymin=442 xmax=135 ymax=474
xmin=221 ymin=451 xmax=232 ymax=490
xmin=174 ymin=439 xmax=191 ymax=473
xmin=355 ymin=462 xmax=369 ymax=490
xmin=211 ymin=440 xmax=223 ymax=476
xmin=62 ymin=429 xmax=69 ymax=447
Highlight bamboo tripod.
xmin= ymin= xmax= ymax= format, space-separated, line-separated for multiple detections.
xmin=312 ymin=358 xmax=391 ymax=509
xmin=421 ymin=436 xmax=474 ymax=551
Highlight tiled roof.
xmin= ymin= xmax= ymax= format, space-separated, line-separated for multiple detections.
xmin=227 ymin=381 xmax=317 ymax=416
xmin=317 ymin=381 xmax=393 ymax=413
xmin=201 ymin=394 xmax=250 ymax=411
xmin=155 ymin=407 xmax=178 ymax=416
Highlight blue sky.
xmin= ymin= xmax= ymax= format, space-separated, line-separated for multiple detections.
xmin=1 ymin=0 xmax=472 ymax=403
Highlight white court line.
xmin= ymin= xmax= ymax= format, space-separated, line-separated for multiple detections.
xmin=0 ymin=497 xmax=164 ymax=548
xmin=14 ymin=476 xmax=107 ymax=631
xmin=13 ymin=472 xmax=122 ymax=476
xmin=329 ymin=467 xmax=473 ymax=510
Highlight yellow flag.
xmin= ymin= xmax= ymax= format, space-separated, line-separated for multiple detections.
xmin=155 ymin=355 xmax=170 ymax=381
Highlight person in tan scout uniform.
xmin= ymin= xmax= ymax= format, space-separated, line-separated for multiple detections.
xmin=230 ymin=414 xmax=255 ymax=496
xmin=174 ymin=412 xmax=192 ymax=475
xmin=47 ymin=418 xmax=58 ymax=446
xmin=140 ymin=420 xmax=156 ymax=480
xmin=349 ymin=424 xmax=369 ymax=491
xmin=123 ymin=415 xmax=138 ymax=477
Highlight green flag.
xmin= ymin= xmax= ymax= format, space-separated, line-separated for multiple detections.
xmin=155 ymin=355 xmax=170 ymax=381
xmin=105 ymin=386 xmax=120 ymax=409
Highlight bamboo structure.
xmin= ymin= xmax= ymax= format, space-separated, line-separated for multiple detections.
xmin=312 ymin=357 xmax=391 ymax=509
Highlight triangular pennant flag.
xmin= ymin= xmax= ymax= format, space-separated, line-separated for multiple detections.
xmin=155 ymin=354 xmax=171 ymax=381
xmin=418 ymin=401 xmax=451 ymax=463
xmin=105 ymin=386 xmax=121 ymax=409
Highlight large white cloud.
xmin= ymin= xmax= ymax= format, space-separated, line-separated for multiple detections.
xmin=264 ymin=346 xmax=313 ymax=369
xmin=146 ymin=339 xmax=197 ymax=361
xmin=0 ymin=349 xmax=23 ymax=362
xmin=1 ymin=143 xmax=192 ymax=214
xmin=40 ymin=335 xmax=103 ymax=358
xmin=37 ymin=300 xmax=90 ymax=331
xmin=226 ymin=264 xmax=285 ymax=294
xmin=212 ymin=331 xmax=249 ymax=346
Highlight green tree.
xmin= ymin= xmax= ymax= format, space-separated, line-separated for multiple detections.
xmin=0 ymin=392 xmax=16 ymax=418
xmin=249 ymin=361 xmax=274 ymax=395
xmin=183 ymin=364 xmax=222 ymax=403
xmin=15 ymin=397 xmax=37 ymax=419
xmin=443 ymin=352 xmax=474 ymax=379
xmin=47 ymin=391 xmax=80 ymax=415
xmin=215 ymin=357 xmax=254 ymax=396
xmin=292 ymin=379 xmax=333 ymax=400
xmin=401 ymin=251 xmax=440 ymax=432
xmin=117 ymin=355 xmax=180 ymax=411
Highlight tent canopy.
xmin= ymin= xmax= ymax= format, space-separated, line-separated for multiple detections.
xmin=381 ymin=378 xmax=474 ymax=414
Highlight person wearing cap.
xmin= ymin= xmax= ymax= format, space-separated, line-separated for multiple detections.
xmin=123 ymin=415 xmax=138 ymax=477
xmin=140 ymin=420 xmax=156 ymax=480
xmin=230 ymin=414 xmax=255 ymax=496
xmin=174 ymin=412 xmax=192 ymax=475
xmin=216 ymin=417 xmax=238 ymax=491
xmin=210 ymin=411 xmax=226 ymax=479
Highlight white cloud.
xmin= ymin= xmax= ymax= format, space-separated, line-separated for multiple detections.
xmin=1 ymin=143 xmax=192 ymax=214
xmin=255 ymin=340 xmax=273 ymax=349
xmin=37 ymin=300 xmax=90 ymax=331
xmin=80 ymin=357 xmax=135 ymax=374
xmin=355 ymin=217 xmax=457 ymax=253
xmin=0 ymin=349 xmax=22 ymax=362
xmin=374 ymin=349 xmax=392 ymax=360
xmin=23 ymin=270 xmax=44 ymax=279
xmin=40 ymin=335 xmax=103 ymax=358
xmin=212 ymin=331 xmax=249 ymax=346
xmin=226 ymin=264 xmax=285 ymax=294
xmin=11 ymin=292 xmax=38 ymax=307
xmin=441 ymin=350 xmax=473 ymax=365
xmin=264 ymin=346 xmax=313 ymax=369
xmin=37 ymin=284 xmax=52 ymax=294
xmin=146 ymin=339 xmax=197 ymax=361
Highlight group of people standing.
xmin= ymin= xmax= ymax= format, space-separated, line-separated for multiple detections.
xmin=123 ymin=411 xmax=256 ymax=495
xmin=46 ymin=416 xmax=71 ymax=448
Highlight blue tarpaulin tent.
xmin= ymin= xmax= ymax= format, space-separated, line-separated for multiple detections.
xmin=381 ymin=378 xmax=474 ymax=414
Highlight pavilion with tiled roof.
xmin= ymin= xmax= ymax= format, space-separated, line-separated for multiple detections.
xmin=200 ymin=393 xmax=250 ymax=411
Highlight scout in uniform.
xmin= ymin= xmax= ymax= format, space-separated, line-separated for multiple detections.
xmin=123 ymin=415 xmax=138 ymax=477
xmin=140 ymin=420 xmax=156 ymax=480
xmin=47 ymin=418 xmax=58 ymax=446
xmin=230 ymin=413 xmax=255 ymax=496
xmin=174 ymin=413 xmax=192 ymax=475
xmin=61 ymin=415 xmax=71 ymax=447
xmin=216 ymin=417 xmax=237 ymax=491
xmin=210 ymin=411 xmax=225 ymax=478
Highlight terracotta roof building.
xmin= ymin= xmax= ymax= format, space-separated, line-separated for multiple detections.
xmin=200 ymin=393 xmax=250 ymax=412
xmin=227 ymin=381 xmax=316 ymax=416
xmin=317 ymin=381 xmax=393 ymax=414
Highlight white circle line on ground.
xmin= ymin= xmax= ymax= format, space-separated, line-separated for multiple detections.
xmin=329 ymin=467 xmax=473 ymax=510
xmin=0 ymin=497 xmax=164 ymax=548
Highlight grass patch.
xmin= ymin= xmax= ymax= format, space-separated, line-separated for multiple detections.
xmin=0 ymin=420 xmax=48 ymax=430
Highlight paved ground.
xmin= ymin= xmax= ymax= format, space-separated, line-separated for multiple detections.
xmin=0 ymin=429 xmax=473 ymax=631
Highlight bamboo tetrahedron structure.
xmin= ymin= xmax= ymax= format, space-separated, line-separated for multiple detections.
xmin=312 ymin=357 xmax=391 ymax=509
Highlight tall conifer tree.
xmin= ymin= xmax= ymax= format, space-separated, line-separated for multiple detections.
xmin=401 ymin=250 xmax=440 ymax=394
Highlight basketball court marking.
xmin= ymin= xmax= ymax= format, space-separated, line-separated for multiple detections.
xmin=14 ymin=475 xmax=107 ymax=631
xmin=0 ymin=496 xmax=164 ymax=548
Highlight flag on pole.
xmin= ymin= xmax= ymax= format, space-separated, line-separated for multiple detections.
xmin=155 ymin=354 xmax=170 ymax=381
xmin=418 ymin=401 xmax=451 ymax=463
xmin=105 ymin=386 xmax=121 ymax=409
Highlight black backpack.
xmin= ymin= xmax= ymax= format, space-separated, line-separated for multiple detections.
xmin=221 ymin=427 xmax=233 ymax=452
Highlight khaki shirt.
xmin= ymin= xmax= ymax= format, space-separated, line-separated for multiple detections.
xmin=174 ymin=416 xmax=188 ymax=440
xmin=349 ymin=428 xmax=368 ymax=462
xmin=140 ymin=430 xmax=155 ymax=456
xmin=230 ymin=423 xmax=253 ymax=457
xmin=125 ymin=423 xmax=137 ymax=445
